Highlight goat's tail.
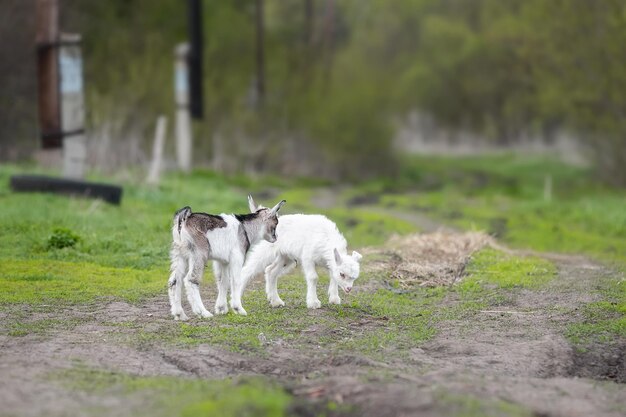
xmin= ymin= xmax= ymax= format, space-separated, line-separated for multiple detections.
xmin=172 ymin=206 xmax=192 ymax=243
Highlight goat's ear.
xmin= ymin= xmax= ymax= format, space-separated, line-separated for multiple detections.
xmin=248 ymin=195 xmax=258 ymax=212
xmin=352 ymin=251 xmax=363 ymax=262
xmin=269 ymin=199 xmax=286 ymax=216
xmin=334 ymin=248 xmax=342 ymax=265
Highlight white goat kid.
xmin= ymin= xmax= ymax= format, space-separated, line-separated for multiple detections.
xmin=235 ymin=196 xmax=363 ymax=313
xmin=168 ymin=200 xmax=285 ymax=320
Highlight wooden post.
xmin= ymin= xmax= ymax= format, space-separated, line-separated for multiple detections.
xmin=187 ymin=0 xmax=204 ymax=119
xmin=36 ymin=0 xmax=61 ymax=149
xmin=175 ymin=43 xmax=192 ymax=173
xmin=147 ymin=116 xmax=167 ymax=185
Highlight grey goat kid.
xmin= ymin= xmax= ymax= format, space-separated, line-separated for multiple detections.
xmin=168 ymin=200 xmax=286 ymax=320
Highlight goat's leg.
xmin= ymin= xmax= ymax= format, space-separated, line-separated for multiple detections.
xmin=328 ymin=278 xmax=341 ymax=305
xmin=232 ymin=256 xmax=264 ymax=311
xmin=168 ymin=245 xmax=188 ymax=320
xmin=265 ymin=258 xmax=284 ymax=307
xmin=265 ymin=256 xmax=296 ymax=307
xmin=229 ymin=253 xmax=248 ymax=315
xmin=183 ymin=252 xmax=213 ymax=318
xmin=213 ymin=261 xmax=229 ymax=315
xmin=302 ymin=260 xmax=321 ymax=309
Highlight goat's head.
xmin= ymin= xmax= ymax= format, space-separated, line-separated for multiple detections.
xmin=333 ymin=248 xmax=362 ymax=293
xmin=248 ymin=196 xmax=285 ymax=243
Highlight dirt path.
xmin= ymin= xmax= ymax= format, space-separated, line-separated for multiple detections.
xmin=1 ymin=202 xmax=624 ymax=416
xmin=2 ymin=253 xmax=623 ymax=417
xmin=411 ymin=255 xmax=624 ymax=417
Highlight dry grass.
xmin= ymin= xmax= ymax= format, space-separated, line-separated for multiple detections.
xmin=365 ymin=232 xmax=494 ymax=288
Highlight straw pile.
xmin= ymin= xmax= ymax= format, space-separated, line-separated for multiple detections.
xmin=365 ymin=232 xmax=493 ymax=289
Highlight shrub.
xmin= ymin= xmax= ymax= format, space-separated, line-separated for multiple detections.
xmin=47 ymin=228 xmax=81 ymax=250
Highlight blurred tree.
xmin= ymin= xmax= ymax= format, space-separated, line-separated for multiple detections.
xmin=1 ymin=0 xmax=624 ymax=184
xmin=519 ymin=0 xmax=626 ymax=185
xmin=0 ymin=1 xmax=38 ymax=159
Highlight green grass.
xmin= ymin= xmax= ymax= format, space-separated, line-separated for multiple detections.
xmin=566 ymin=278 xmax=626 ymax=349
xmin=369 ymin=154 xmax=626 ymax=265
xmin=0 ymin=158 xmax=563 ymax=358
xmin=0 ymin=163 xmax=412 ymax=309
xmin=0 ymin=259 xmax=164 ymax=304
xmin=55 ymin=368 xmax=294 ymax=417
xmin=141 ymin=268 xmax=443 ymax=357
xmin=321 ymin=207 xmax=416 ymax=247
xmin=434 ymin=391 xmax=534 ymax=417
xmin=0 ymin=165 xmax=255 ymax=270
xmin=1 ymin=157 xmax=621 ymax=358
xmin=462 ymin=249 xmax=557 ymax=290
xmin=7 ymin=317 xmax=87 ymax=337
xmin=275 ymin=188 xmax=417 ymax=247
xmin=0 ymin=164 xmax=419 ymax=351
xmin=442 ymin=249 xmax=557 ymax=318
xmin=328 ymin=286 xmax=440 ymax=355
xmin=2 ymin=157 xmax=623 ymax=415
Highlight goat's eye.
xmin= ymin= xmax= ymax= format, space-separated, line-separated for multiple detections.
xmin=340 ymin=273 xmax=345 ymax=278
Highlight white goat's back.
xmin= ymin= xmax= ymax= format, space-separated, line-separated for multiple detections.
xmin=276 ymin=214 xmax=347 ymax=256
xmin=244 ymin=214 xmax=346 ymax=271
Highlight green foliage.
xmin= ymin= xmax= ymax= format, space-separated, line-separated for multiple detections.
xmin=55 ymin=368 xmax=293 ymax=417
xmin=47 ymin=227 xmax=81 ymax=250
xmin=518 ymin=0 xmax=626 ymax=184
xmin=5 ymin=1 xmax=626 ymax=181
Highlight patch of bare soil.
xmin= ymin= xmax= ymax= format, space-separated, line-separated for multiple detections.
xmin=0 ymin=234 xmax=624 ymax=417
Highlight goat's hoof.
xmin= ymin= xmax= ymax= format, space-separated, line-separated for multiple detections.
xmin=215 ymin=303 xmax=228 ymax=315
xmin=198 ymin=310 xmax=213 ymax=319
xmin=307 ymin=300 xmax=322 ymax=309
xmin=174 ymin=312 xmax=189 ymax=321
xmin=232 ymin=306 xmax=248 ymax=316
xmin=269 ymin=298 xmax=285 ymax=308
xmin=328 ymin=296 xmax=341 ymax=305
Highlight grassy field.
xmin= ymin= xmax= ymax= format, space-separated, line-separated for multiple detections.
xmin=0 ymin=156 xmax=624 ymax=416
xmin=380 ymin=155 xmax=626 ymax=265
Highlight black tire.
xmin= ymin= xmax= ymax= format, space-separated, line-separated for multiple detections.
xmin=10 ymin=175 xmax=123 ymax=205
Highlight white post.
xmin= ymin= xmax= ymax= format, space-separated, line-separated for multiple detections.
xmin=59 ymin=34 xmax=87 ymax=179
xmin=544 ymin=174 xmax=552 ymax=202
xmin=175 ymin=43 xmax=192 ymax=173
xmin=147 ymin=116 xmax=167 ymax=185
